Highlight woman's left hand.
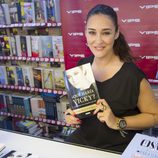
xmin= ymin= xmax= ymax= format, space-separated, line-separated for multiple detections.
xmin=93 ymin=99 xmax=118 ymax=129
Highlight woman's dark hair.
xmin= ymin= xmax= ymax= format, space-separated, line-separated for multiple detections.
xmin=86 ymin=4 xmax=134 ymax=62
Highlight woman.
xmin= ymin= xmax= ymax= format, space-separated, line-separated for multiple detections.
xmin=65 ymin=4 xmax=158 ymax=152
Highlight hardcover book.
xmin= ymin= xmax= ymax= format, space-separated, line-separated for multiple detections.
xmin=64 ymin=63 xmax=100 ymax=119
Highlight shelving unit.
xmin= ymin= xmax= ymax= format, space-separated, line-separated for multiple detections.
xmin=0 ymin=0 xmax=73 ymax=140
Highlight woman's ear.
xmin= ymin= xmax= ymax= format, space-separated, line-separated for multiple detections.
xmin=114 ymin=30 xmax=119 ymax=40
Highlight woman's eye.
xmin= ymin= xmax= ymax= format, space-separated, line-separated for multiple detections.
xmin=102 ymin=32 xmax=111 ymax=35
xmin=88 ymin=31 xmax=96 ymax=35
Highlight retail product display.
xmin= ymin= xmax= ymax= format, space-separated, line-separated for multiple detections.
xmin=0 ymin=0 xmax=72 ymax=141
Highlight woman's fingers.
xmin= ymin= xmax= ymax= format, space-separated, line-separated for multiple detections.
xmin=65 ymin=108 xmax=81 ymax=125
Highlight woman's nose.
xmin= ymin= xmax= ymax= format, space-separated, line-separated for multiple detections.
xmin=95 ymin=34 xmax=103 ymax=43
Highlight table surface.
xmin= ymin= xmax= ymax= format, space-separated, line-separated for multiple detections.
xmin=0 ymin=129 xmax=120 ymax=158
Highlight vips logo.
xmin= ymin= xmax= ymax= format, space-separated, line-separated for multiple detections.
xmin=139 ymin=31 xmax=158 ymax=35
xmin=69 ymin=54 xmax=85 ymax=58
xmin=68 ymin=32 xmax=84 ymax=36
xmin=66 ymin=10 xmax=82 ymax=14
xmin=121 ymin=18 xmax=140 ymax=23
xmin=128 ymin=43 xmax=141 ymax=47
xmin=139 ymin=56 xmax=158 ymax=59
xmin=140 ymin=4 xmax=158 ymax=9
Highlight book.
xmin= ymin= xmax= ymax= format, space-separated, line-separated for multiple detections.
xmin=46 ymin=0 xmax=55 ymax=23
xmin=6 ymin=66 xmax=17 ymax=86
xmin=0 ymin=93 xmax=7 ymax=112
xmin=20 ymin=2 xmax=35 ymax=23
xmin=40 ymin=36 xmax=53 ymax=58
xmin=64 ymin=63 xmax=100 ymax=119
xmin=34 ymin=0 xmax=47 ymax=23
xmin=54 ymin=68 xmax=65 ymax=90
xmin=11 ymin=94 xmax=32 ymax=116
xmin=31 ymin=36 xmax=42 ymax=57
xmin=1 ymin=150 xmax=39 ymax=158
xmin=9 ymin=36 xmax=18 ymax=56
xmin=1 ymin=4 xmax=11 ymax=25
xmin=30 ymin=96 xmax=46 ymax=118
xmin=121 ymin=133 xmax=158 ymax=158
xmin=53 ymin=0 xmax=61 ymax=23
xmin=43 ymin=68 xmax=54 ymax=89
xmin=16 ymin=66 xmax=24 ymax=86
xmin=0 ymin=4 xmax=6 ymax=25
xmin=33 ymin=67 xmax=43 ymax=89
xmin=22 ymin=66 xmax=34 ymax=87
xmin=52 ymin=36 xmax=64 ymax=58
xmin=0 ymin=66 xmax=7 ymax=85
xmin=9 ymin=2 xmax=19 ymax=24
xmin=0 ymin=36 xmax=11 ymax=56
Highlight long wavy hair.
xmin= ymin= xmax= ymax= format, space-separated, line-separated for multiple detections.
xmin=86 ymin=4 xmax=134 ymax=62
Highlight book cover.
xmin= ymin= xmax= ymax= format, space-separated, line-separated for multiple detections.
xmin=0 ymin=36 xmax=11 ymax=56
xmin=9 ymin=2 xmax=19 ymax=24
xmin=16 ymin=66 xmax=24 ymax=86
xmin=53 ymin=0 xmax=61 ymax=22
xmin=0 ymin=66 xmax=7 ymax=85
xmin=46 ymin=0 xmax=55 ymax=23
xmin=52 ymin=36 xmax=64 ymax=58
xmin=31 ymin=36 xmax=42 ymax=57
xmin=0 ymin=4 xmax=6 ymax=25
xmin=34 ymin=0 xmax=47 ymax=23
xmin=33 ymin=67 xmax=43 ymax=89
xmin=22 ymin=66 xmax=34 ymax=87
xmin=6 ymin=66 xmax=17 ymax=85
xmin=12 ymin=94 xmax=32 ymax=116
xmin=64 ymin=63 xmax=100 ymax=119
xmin=20 ymin=2 xmax=35 ymax=23
xmin=121 ymin=133 xmax=158 ymax=158
xmin=43 ymin=68 xmax=54 ymax=89
xmin=54 ymin=68 xmax=65 ymax=90
xmin=9 ymin=36 xmax=18 ymax=56
xmin=30 ymin=96 xmax=46 ymax=118
xmin=1 ymin=3 xmax=11 ymax=25
xmin=40 ymin=36 xmax=53 ymax=58
xmin=0 ymin=93 xmax=7 ymax=112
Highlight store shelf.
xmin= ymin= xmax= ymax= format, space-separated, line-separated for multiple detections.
xmin=0 ymin=84 xmax=67 ymax=95
xmin=0 ymin=56 xmax=64 ymax=63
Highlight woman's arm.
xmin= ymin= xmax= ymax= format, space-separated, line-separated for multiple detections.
xmin=94 ymin=78 xmax=158 ymax=130
xmin=124 ymin=78 xmax=158 ymax=130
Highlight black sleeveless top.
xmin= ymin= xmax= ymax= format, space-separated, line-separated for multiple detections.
xmin=66 ymin=55 xmax=146 ymax=152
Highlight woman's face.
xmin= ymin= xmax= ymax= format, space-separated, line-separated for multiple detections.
xmin=85 ymin=14 xmax=119 ymax=58
xmin=67 ymin=68 xmax=85 ymax=89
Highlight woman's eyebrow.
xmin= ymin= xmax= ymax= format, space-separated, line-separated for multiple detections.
xmin=87 ymin=28 xmax=112 ymax=31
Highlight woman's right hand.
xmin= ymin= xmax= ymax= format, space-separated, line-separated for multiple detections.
xmin=65 ymin=108 xmax=82 ymax=125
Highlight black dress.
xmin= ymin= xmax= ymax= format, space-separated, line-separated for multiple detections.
xmin=66 ymin=55 xmax=147 ymax=152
